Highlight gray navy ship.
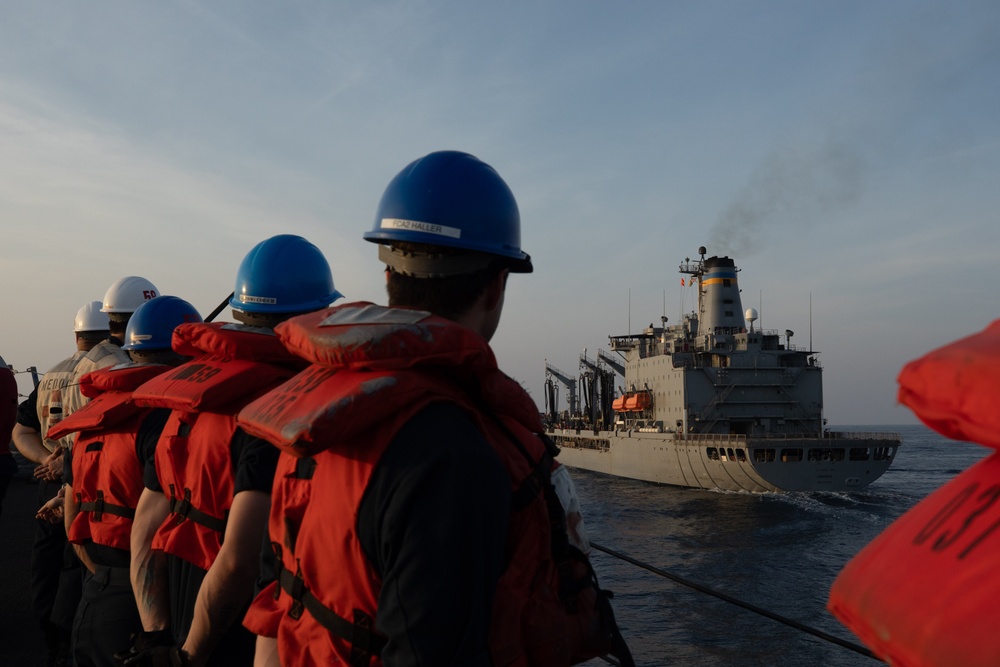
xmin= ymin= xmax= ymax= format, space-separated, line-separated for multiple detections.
xmin=544 ymin=247 xmax=900 ymax=492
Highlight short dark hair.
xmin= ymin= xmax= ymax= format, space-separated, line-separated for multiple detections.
xmin=128 ymin=349 xmax=188 ymax=365
xmin=107 ymin=313 xmax=130 ymax=338
xmin=232 ymin=309 xmax=309 ymax=329
xmin=75 ymin=330 xmax=108 ymax=344
xmin=385 ymin=242 xmax=508 ymax=319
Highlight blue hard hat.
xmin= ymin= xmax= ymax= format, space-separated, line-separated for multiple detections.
xmin=230 ymin=235 xmax=342 ymax=314
xmin=123 ymin=296 xmax=203 ymax=351
xmin=364 ymin=151 xmax=532 ymax=273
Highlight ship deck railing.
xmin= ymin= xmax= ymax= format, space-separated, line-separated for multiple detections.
xmin=823 ymin=430 xmax=902 ymax=441
xmin=545 ymin=423 xmax=901 ymax=443
xmin=545 ymin=425 xmax=900 ymax=444
xmin=675 ymin=431 xmax=900 ymax=442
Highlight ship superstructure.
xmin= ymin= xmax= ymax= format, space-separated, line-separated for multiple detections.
xmin=545 ymin=247 xmax=899 ymax=492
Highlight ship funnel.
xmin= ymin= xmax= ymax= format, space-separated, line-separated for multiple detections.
xmin=697 ymin=256 xmax=745 ymax=336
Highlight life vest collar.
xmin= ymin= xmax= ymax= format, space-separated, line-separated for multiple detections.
xmin=47 ymin=364 xmax=171 ymax=438
xmin=134 ymin=323 xmax=303 ymax=413
xmin=274 ymin=301 xmax=496 ymax=375
xmin=171 ymin=321 xmax=297 ymax=364
xmin=897 ymin=318 xmax=1000 ymax=449
xmin=80 ymin=363 xmax=171 ymax=398
xmin=239 ymin=303 xmax=542 ymax=452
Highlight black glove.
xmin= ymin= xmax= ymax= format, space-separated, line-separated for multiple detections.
xmin=114 ymin=630 xmax=186 ymax=667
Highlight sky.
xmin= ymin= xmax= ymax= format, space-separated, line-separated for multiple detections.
xmin=1 ymin=1 xmax=998 ymax=426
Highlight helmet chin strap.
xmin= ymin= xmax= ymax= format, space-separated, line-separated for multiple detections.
xmin=379 ymin=245 xmax=496 ymax=278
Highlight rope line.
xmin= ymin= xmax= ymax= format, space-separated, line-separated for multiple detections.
xmin=589 ymin=541 xmax=882 ymax=662
xmin=7 ymin=366 xmax=41 ymax=397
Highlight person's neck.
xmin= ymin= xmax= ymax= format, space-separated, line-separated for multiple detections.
xmin=449 ymin=297 xmax=497 ymax=342
xmin=450 ymin=310 xmax=487 ymax=339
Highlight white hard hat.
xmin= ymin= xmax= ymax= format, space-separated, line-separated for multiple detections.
xmin=74 ymin=301 xmax=110 ymax=332
xmin=101 ymin=276 xmax=160 ymax=314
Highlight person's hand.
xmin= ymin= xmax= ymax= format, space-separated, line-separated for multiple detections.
xmin=114 ymin=630 xmax=187 ymax=667
xmin=33 ymin=449 xmax=63 ymax=482
xmin=36 ymin=493 xmax=65 ymax=524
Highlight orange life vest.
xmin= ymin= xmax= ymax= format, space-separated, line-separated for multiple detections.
xmin=238 ymin=303 xmax=626 ymax=667
xmin=48 ymin=364 xmax=169 ymax=551
xmin=829 ymin=319 xmax=1000 ymax=666
xmin=131 ymin=322 xmax=303 ymax=570
xmin=896 ymin=319 xmax=1000 ymax=450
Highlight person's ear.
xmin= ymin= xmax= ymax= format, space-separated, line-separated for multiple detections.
xmin=484 ymin=269 xmax=509 ymax=311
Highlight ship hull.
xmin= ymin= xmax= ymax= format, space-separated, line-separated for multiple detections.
xmin=550 ymin=429 xmax=898 ymax=492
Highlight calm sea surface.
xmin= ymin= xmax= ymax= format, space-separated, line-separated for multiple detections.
xmin=571 ymin=424 xmax=988 ymax=667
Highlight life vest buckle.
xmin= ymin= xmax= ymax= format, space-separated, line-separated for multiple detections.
xmin=349 ymin=610 xmax=375 ymax=667
xmin=168 ymin=486 xmax=193 ymax=525
xmin=271 ymin=542 xmax=283 ymax=601
xmin=93 ymin=490 xmax=106 ymax=522
xmin=288 ymin=564 xmax=306 ymax=621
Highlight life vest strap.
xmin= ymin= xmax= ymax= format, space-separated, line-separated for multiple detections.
xmin=78 ymin=490 xmax=136 ymax=522
xmin=510 ymin=450 xmax=554 ymax=512
xmin=276 ymin=566 xmax=387 ymax=667
xmin=167 ymin=485 xmax=228 ymax=534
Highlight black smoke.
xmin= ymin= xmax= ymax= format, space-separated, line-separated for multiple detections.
xmin=709 ymin=138 xmax=864 ymax=257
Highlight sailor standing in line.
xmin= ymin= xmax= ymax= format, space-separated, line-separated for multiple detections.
xmin=239 ymin=152 xmax=627 ymax=667
xmin=12 ymin=301 xmax=110 ymax=667
xmin=63 ymin=276 xmax=161 ymax=419
xmin=47 ymin=277 xmax=161 ymax=666
xmin=124 ymin=236 xmax=342 ymax=667
xmin=43 ymin=296 xmax=202 ymax=667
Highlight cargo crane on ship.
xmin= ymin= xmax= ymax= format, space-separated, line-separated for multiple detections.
xmin=597 ymin=349 xmax=625 ymax=378
xmin=544 ymin=362 xmax=578 ymax=425
xmin=579 ymin=352 xmax=616 ymax=432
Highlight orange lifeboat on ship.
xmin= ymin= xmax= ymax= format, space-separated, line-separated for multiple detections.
xmin=615 ymin=391 xmax=652 ymax=412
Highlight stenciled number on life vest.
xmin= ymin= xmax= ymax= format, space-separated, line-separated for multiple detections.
xmin=171 ymin=363 xmax=223 ymax=384
xmin=912 ymin=481 xmax=1000 ymax=560
xmin=251 ymin=366 xmax=337 ymax=428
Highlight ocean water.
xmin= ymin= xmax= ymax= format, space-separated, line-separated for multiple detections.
xmin=571 ymin=424 xmax=988 ymax=667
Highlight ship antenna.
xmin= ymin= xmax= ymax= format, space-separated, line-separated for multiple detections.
xmin=759 ymin=289 xmax=763 ymax=331
xmin=809 ymin=292 xmax=813 ymax=352
xmin=628 ymin=288 xmax=631 ymax=335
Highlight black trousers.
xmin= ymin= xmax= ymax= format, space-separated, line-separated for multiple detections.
xmin=72 ymin=565 xmax=142 ymax=667
xmin=31 ymin=481 xmax=83 ymax=629
xmin=0 ymin=454 xmax=17 ymax=517
xmin=31 ymin=480 xmax=83 ymax=660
